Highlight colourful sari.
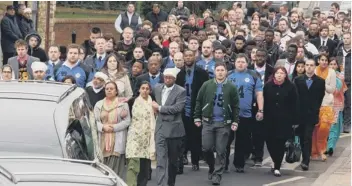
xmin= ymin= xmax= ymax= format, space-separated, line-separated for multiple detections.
xmin=312 ymin=66 xmax=335 ymax=159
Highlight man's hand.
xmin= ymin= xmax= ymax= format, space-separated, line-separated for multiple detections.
xmin=152 ymin=101 xmax=159 ymax=110
xmin=231 ymin=122 xmax=238 ymax=131
xmin=195 ymin=122 xmax=201 ymax=127
xmin=103 ymin=125 xmax=113 ymax=132
xmin=256 ymin=112 xmax=264 ymax=121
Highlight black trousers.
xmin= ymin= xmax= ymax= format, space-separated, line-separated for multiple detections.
xmin=2 ymin=52 xmax=15 ymax=65
xmin=225 ymin=117 xmax=253 ymax=168
xmin=251 ymin=119 xmax=265 ymax=162
xmin=182 ymin=115 xmax=202 ymax=165
xmin=137 ymin=158 xmax=151 ymax=186
xmin=297 ymin=123 xmax=315 ymax=165
xmin=266 ymin=137 xmax=287 ymax=170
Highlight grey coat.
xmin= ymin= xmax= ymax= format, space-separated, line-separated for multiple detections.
xmin=94 ymin=100 xmax=131 ymax=155
xmin=1 ymin=14 xmax=23 ymax=53
xmin=8 ymin=55 xmax=40 ymax=79
xmin=153 ymin=83 xmax=186 ymax=138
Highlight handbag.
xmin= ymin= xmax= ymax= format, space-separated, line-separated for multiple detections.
xmin=285 ymin=129 xmax=302 ymax=164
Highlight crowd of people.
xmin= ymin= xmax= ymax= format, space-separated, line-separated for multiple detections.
xmin=0 ymin=1 xmax=351 ymax=186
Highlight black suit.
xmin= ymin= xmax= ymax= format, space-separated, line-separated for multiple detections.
xmin=134 ymin=72 xmax=164 ymax=96
xmin=175 ymin=65 xmax=209 ymax=168
xmin=294 ymin=74 xmax=325 ymax=166
xmin=246 ymin=63 xmax=274 ymax=162
xmin=311 ymin=38 xmax=337 ymax=57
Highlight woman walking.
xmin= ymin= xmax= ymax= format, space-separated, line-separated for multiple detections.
xmin=125 ymin=81 xmax=156 ymax=186
xmin=312 ymin=54 xmax=336 ymax=161
xmin=326 ymin=57 xmax=347 ymax=156
xmin=94 ymin=81 xmax=131 ymax=177
xmin=263 ymin=67 xmax=299 ymax=177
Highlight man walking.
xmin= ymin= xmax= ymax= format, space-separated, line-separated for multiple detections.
xmin=194 ymin=63 xmax=239 ymax=185
xmin=176 ymin=49 xmax=209 ymax=172
xmin=294 ymin=59 xmax=325 ymax=171
xmin=152 ymin=67 xmax=186 ymax=186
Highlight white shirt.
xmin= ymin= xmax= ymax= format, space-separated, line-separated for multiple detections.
xmin=149 ymin=72 xmax=160 ymax=79
xmin=285 ymin=60 xmax=296 ymax=75
xmin=96 ymin=53 xmax=106 ymax=61
xmin=114 ymin=12 xmax=142 ymax=34
xmin=161 ymin=84 xmax=174 ymax=106
xmin=92 ymin=86 xmax=104 ymax=93
xmin=321 ymin=37 xmax=328 ymax=46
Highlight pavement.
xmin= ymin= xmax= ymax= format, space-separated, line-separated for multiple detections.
xmin=147 ymin=133 xmax=351 ymax=186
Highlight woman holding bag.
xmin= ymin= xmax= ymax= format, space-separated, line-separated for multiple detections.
xmin=263 ymin=67 xmax=299 ymax=177
xmin=125 ymin=81 xmax=156 ymax=186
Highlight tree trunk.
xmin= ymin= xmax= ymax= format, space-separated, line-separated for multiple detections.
xmin=103 ymin=2 xmax=110 ymax=10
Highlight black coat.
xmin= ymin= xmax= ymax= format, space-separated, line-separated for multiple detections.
xmin=248 ymin=63 xmax=274 ymax=84
xmin=263 ymin=80 xmax=299 ymax=139
xmin=294 ymin=74 xmax=325 ymax=125
xmin=175 ymin=65 xmax=209 ymax=118
xmin=310 ymin=38 xmax=337 ymax=56
xmin=1 ymin=14 xmax=22 ymax=53
xmin=20 ymin=16 xmax=35 ymax=38
xmin=85 ymin=86 xmax=106 ymax=107
xmin=145 ymin=10 xmax=168 ymax=31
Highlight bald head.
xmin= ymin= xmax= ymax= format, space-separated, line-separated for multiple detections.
xmin=202 ymin=40 xmax=213 ymax=58
xmin=169 ymin=41 xmax=180 ymax=57
xmin=174 ymin=52 xmax=184 ymax=68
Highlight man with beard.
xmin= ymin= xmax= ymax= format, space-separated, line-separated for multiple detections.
xmin=85 ymin=72 xmax=108 ymax=107
xmin=275 ymin=44 xmax=298 ymax=76
xmin=175 ymin=49 xmax=209 ymax=173
xmin=248 ymin=49 xmax=273 ymax=166
xmin=307 ymin=23 xmax=319 ymax=40
xmin=31 ymin=61 xmax=48 ymax=81
xmin=278 ymin=18 xmax=295 ymax=51
xmin=181 ymin=25 xmax=192 ymax=46
xmin=230 ymin=35 xmax=246 ymax=61
xmin=196 ymin=40 xmax=216 ymax=78
xmin=264 ymin=29 xmax=282 ymax=66
xmin=290 ymin=11 xmax=305 ymax=33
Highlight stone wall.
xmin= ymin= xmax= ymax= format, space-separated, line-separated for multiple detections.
xmin=36 ymin=1 xmax=56 ymax=50
xmin=54 ymin=19 xmax=119 ymax=47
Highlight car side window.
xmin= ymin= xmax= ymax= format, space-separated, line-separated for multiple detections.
xmin=65 ymin=119 xmax=90 ymax=160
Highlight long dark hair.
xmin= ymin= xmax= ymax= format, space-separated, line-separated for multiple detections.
xmin=101 ymin=53 xmax=126 ymax=73
xmin=291 ymin=60 xmax=305 ymax=80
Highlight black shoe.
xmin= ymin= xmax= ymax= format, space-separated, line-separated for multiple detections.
xmin=235 ymin=167 xmax=244 ymax=173
xmin=328 ymin=148 xmax=334 ymax=156
xmin=192 ymin=164 xmax=199 ymax=171
xmin=300 ymin=163 xmax=309 ymax=171
xmin=183 ymin=155 xmax=188 ymax=165
xmin=224 ymin=166 xmax=229 ymax=173
xmin=343 ymin=130 xmax=350 ymax=133
xmin=212 ymin=175 xmax=221 ymax=185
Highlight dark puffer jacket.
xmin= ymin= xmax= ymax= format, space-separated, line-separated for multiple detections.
xmin=25 ymin=33 xmax=48 ymax=62
xmin=334 ymin=42 xmax=351 ymax=86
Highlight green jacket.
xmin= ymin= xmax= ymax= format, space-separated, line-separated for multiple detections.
xmin=194 ymin=78 xmax=240 ymax=125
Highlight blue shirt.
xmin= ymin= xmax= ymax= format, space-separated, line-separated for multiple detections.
xmin=165 ymin=57 xmax=175 ymax=69
xmin=196 ymin=58 xmax=215 ymax=78
xmin=227 ymin=69 xmax=263 ymax=118
xmin=185 ymin=68 xmax=194 ymax=117
xmin=212 ymin=82 xmax=224 ymax=122
xmin=55 ymin=61 xmax=89 ymax=88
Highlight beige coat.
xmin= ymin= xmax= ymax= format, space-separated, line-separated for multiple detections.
xmin=315 ymin=68 xmax=336 ymax=107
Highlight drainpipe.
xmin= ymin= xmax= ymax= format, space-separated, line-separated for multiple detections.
xmin=45 ymin=1 xmax=50 ymax=52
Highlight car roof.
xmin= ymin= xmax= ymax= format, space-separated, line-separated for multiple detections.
xmin=0 ymin=81 xmax=76 ymax=103
xmin=0 ymin=156 xmax=119 ymax=186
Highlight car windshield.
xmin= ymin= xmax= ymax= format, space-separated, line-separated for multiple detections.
xmin=0 ymin=99 xmax=62 ymax=157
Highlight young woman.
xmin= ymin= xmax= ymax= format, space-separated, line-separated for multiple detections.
xmin=94 ymin=81 xmax=131 ymax=177
xmin=290 ymin=60 xmax=305 ymax=81
xmin=326 ymin=57 xmax=347 ymax=156
xmin=313 ymin=54 xmax=336 ymax=161
xmin=148 ymin=32 xmax=169 ymax=58
xmin=100 ymin=53 xmax=133 ymax=100
xmin=126 ymin=81 xmax=156 ymax=186
xmin=264 ymin=67 xmax=299 ymax=177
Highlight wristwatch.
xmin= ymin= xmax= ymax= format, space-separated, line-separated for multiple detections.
xmin=258 ymin=110 xmax=264 ymax=113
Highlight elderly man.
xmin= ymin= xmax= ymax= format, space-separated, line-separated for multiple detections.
xmin=85 ymin=72 xmax=108 ymax=107
xmin=152 ymin=67 xmax=186 ymax=186
xmin=31 ymin=61 xmax=48 ymax=80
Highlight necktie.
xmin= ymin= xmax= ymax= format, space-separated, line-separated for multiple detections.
xmin=98 ymin=56 xmax=102 ymax=62
xmin=152 ymin=75 xmax=156 ymax=79
xmin=322 ymin=41 xmax=325 ymax=46
xmin=306 ymin=79 xmax=313 ymax=89
xmin=187 ymin=69 xmax=191 ymax=76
